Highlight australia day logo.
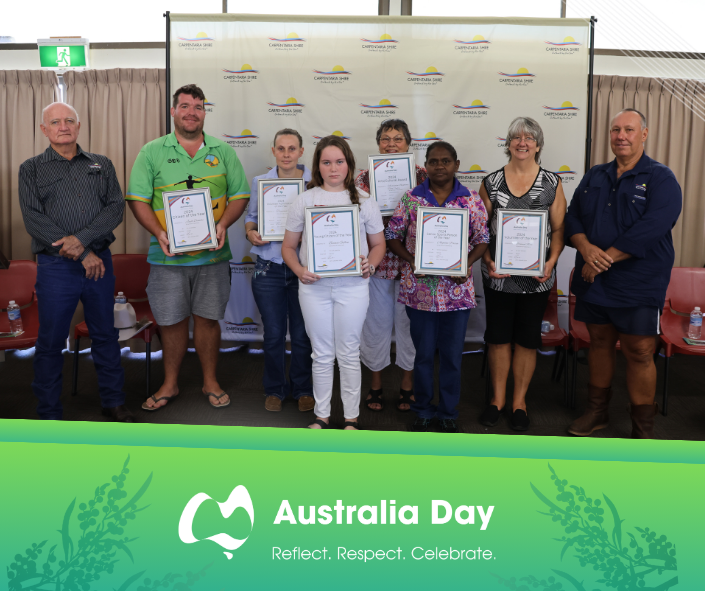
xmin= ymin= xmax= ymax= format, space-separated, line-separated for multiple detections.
xmin=230 ymin=256 xmax=255 ymax=276
xmin=453 ymin=99 xmax=490 ymax=119
xmin=407 ymin=66 xmax=444 ymax=86
xmin=454 ymin=35 xmax=491 ymax=52
xmin=498 ymin=68 xmax=536 ymax=86
xmin=177 ymin=31 xmax=214 ymax=51
xmin=222 ymin=64 xmax=259 ymax=83
xmin=458 ymin=164 xmax=488 ymax=185
xmin=267 ymin=97 xmax=304 ymax=116
xmin=222 ymin=129 xmax=259 ymax=149
xmin=361 ymin=33 xmax=398 ymax=52
xmin=360 ymin=98 xmax=398 ymax=118
xmin=543 ymin=101 xmax=579 ymax=120
xmin=269 ymin=32 xmax=306 ymax=51
xmin=179 ymin=484 xmax=254 ymax=560
xmin=313 ymin=65 xmax=352 ymax=84
xmin=203 ymin=98 xmax=215 ymax=113
xmin=545 ymin=36 xmax=581 ymax=54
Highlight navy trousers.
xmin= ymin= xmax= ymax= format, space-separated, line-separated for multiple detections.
xmin=406 ymin=306 xmax=472 ymax=420
xmin=251 ymin=256 xmax=313 ymax=400
xmin=33 ymin=251 xmax=125 ymax=419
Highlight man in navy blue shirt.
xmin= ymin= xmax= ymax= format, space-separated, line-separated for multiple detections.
xmin=564 ymin=108 xmax=682 ymax=439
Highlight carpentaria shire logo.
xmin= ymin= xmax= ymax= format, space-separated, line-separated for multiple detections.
xmin=178 ymin=485 xmax=254 ymax=560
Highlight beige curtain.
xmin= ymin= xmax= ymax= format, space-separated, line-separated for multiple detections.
xmin=0 ymin=71 xmax=59 ymax=260
xmin=590 ymin=75 xmax=705 ymax=267
xmin=64 ymin=68 xmax=167 ymax=255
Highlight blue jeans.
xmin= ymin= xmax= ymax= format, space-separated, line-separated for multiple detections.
xmin=251 ymin=257 xmax=312 ymax=400
xmin=34 ymin=251 xmax=125 ymax=419
xmin=406 ymin=306 xmax=472 ymax=420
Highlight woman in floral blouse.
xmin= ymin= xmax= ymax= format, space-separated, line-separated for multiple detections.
xmin=355 ymin=119 xmax=427 ymax=413
xmin=386 ymin=141 xmax=489 ymax=433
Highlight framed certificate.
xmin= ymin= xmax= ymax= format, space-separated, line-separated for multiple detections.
xmin=258 ymin=178 xmax=306 ymax=241
xmin=367 ymin=152 xmax=415 ymax=215
xmin=414 ymin=206 xmax=469 ymax=277
xmin=162 ymin=188 xmax=218 ymax=254
xmin=304 ymin=205 xmax=362 ymax=277
xmin=495 ymin=209 xmax=548 ymax=276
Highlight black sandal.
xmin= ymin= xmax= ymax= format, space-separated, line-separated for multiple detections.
xmin=307 ymin=418 xmax=329 ymax=429
xmin=396 ymin=389 xmax=414 ymax=412
xmin=343 ymin=421 xmax=361 ymax=430
xmin=365 ymin=388 xmax=385 ymax=412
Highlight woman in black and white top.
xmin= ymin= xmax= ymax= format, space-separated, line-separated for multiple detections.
xmin=479 ymin=116 xmax=567 ymax=431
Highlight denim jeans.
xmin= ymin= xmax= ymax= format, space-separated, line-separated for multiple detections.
xmin=251 ymin=256 xmax=312 ymax=400
xmin=33 ymin=251 xmax=125 ymax=419
xmin=406 ymin=306 xmax=472 ymax=420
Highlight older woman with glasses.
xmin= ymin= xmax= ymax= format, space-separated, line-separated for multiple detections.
xmin=355 ymin=119 xmax=428 ymax=413
xmin=479 ymin=116 xmax=567 ymax=431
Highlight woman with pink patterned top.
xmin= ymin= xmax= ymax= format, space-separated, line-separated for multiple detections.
xmin=355 ymin=119 xmax=428 ymax=413
xmin=386 ymin=141 xmax=490 ymax=433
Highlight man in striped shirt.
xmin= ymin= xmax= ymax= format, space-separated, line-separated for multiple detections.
xmin=18 ymin=102 xmax=132 ymax=422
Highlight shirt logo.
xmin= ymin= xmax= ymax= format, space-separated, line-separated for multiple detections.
xmin=205 ymin=154 xmax=219 ymax=168
xmin=88 ymin=163 xmax=102 ymax=175
xmin=635 ymin=183 xmax=646 ymax=191
xmin=167 ymin=158 xmax=180 ymax=164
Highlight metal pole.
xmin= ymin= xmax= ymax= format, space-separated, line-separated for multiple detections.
xmin=165 ymin=11 xmax=171 ymax=135
xmin=585 ymin=16 xmax=596 ymax=172
xmin=560 ymin=0 xmax=567 ymax=18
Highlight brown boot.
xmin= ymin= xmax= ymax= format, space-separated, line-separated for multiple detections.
xmin=630 ymin=403 xmax=658 ymax=439
xmin=567 ymin=384 xmax=612 ymax=436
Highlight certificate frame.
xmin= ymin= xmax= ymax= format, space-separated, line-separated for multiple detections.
xmin=414 ymin=206 xmax=470 ymax=277
xmin=495 ymin=209 xmax=548 ymax=277
xmin=162 ymin=187 xmax=218 ymax=254
xmin=257 ymin=178 xmax=305 ymax=241
xmin=367 ymin=152 xmax=415 ymax=215
xmin=304 ymin=205 xmax=362 ymax=278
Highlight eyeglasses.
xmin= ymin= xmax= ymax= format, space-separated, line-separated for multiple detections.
xmin=379 ymin=136 xmax=406 ymax=145
xmin=510 ymin=136 xmax=537 ymax=144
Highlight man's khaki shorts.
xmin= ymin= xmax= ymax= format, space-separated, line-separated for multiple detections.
xmin=146 ymin=261 xmax=231 ymax=326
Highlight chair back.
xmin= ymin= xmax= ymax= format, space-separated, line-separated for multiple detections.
xmin=112 ymin=254 xmax=150 ymax=300
xmin=543 ymin=276 xmax=560 ymax=327
xmin=0 ymin=260 xmax=37 ymax=308
xmin=665 ymin=267 xmax=705 ymax=314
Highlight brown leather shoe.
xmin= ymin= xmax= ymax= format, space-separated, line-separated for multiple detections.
xmin=630 ymin=402 xmax=658 ymax=439
xmin=265 ymin=396 xmax=283 ymax=412
xmin=567 ymin=384 xmax=611 ymax=436
xmin=101 ymin=405 xmax=135 ymax=423
xmin=298 ymin=395 xmax=315 ymax=412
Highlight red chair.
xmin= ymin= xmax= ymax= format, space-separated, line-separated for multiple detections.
xmin=72 ymin=254 xmax=160 ymax=397
xmin=0 ymin=260 xmax=39 ymax=351
xmin=658 ymin=267 xmax=705 ymax=416
xmin=483 ymin=278 xmax=570 ymax=406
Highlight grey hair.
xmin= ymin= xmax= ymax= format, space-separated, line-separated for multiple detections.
xmin=612 ymin=108 xmax=647 ymax=130
xmin=504 ymin=116 xmax=544 ymax=164
xmin=42 ymin=102 xmax=80 ymax=124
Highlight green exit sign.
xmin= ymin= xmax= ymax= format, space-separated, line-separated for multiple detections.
xmin=38 ymin=39 xmax=88 ymax=68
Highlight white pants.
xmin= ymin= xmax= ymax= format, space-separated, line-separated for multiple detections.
xmin=298 ymin=280 xmax=370 ymax=420
xmin=360 ymin=275 xmax=416 ymax=372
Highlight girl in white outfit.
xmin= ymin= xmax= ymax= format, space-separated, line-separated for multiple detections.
xmin=282 ymin=135 xmax=386 ymax=430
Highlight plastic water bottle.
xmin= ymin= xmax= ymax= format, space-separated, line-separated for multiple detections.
xmin=115 ymin=292 xmax=127 ymax=305
xmin=541 ymin=320 xmax=554 ymax=334
xmin=7 ymin=301 xmax=23 ymax=334
xmin=688 ymin=306 xmax=702 ymax=339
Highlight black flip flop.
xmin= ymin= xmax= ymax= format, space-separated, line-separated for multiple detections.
xmin=366 ymin=388 xmax=384 ymax=412
xmin=396 ymin=389 xmax=414 ymax=412
xmin=308 ymin=418 xmax=330 ymax=429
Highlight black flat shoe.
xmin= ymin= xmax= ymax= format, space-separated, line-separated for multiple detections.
xmin=410 ymin=417 xmax=433 ymax=432
xmin=102 ymin=405 xmax=135 ymax=423
xmin=510 ymin=408 xmax=530 ymax=431
xmin=438 ymin=418 xmax=458 ymax=433
xmin=480 ymin=405 xmax=502 ymax=427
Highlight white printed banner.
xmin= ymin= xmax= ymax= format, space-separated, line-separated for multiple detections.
xmin=170 ymin=15 xmax=590 ymax=340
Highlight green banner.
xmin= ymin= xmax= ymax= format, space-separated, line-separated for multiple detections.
xmin=38 ymin=45 xmax=87 ymax=68
xmin=2 ymin=419 xmax=702 ymax=590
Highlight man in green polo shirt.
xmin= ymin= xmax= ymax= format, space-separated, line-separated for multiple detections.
xmin=127 ymin=84 xmax=250 ymax=411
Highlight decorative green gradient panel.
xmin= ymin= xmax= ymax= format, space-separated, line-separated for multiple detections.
xmin=1 ymin=419 xmax=703 ymax=590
